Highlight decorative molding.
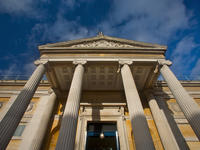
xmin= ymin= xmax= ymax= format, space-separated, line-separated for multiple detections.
xmin=158 ymin=59 xmax=172 ymax=66
xmin=73 ymin=60 xmax=87 ymax=65
xmin=153 ymin=91 xmax=200 ymax=98
xmin=41 ymin=58 xmax=159 ymax=63
xmin=48 ymin=88 xmax=54 ymax=94
xmin=184 ymin=137 xmax=199 ymax=142
xmin=0 ymin=90 xmax=49 ymax=98
xmin=39 ymin=34 xmax=167 ymax=51
xmin=69 ymin=40 xmax=139 ymax=48
xmin=34 ymin=59 xmax=48 ymax=66
xmin=119 ymin=60 xmax=133 ymax=65
xmin=76 ymin=105 xmax=130 ymax=150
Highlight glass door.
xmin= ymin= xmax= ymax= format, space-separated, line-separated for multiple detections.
xmin=85 ymin=122 xmax=120 ymax=150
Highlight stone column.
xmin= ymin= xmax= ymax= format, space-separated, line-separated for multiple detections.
xmin=145 ymin=91 xmax=179 ymax=150
xmin=159 ymin=60 xmax=200 ymax=140
xmin=55 ymin=61 xmax=86 ymax=150
xmin=157 ymin=97 xmax=189 ymax=150
xmin=19 ymin=91 xmax=56 ymax=150
xmin=120 ymin=61 xmax=155 ymax=150
xmin=0 ymin=95 xmax=17 ymax=122
xmin=0 ymin=61 xmax=46 ymax=149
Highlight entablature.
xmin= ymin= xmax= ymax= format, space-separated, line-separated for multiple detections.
xmin=38 ymin=34 xmax=167 ymax=58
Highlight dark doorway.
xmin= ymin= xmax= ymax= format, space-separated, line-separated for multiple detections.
xmin=86 ymin=122 xmax=120 ymax=150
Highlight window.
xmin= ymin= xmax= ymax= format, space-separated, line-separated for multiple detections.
xmin=13 ymin=125 xmax=25 ymax=137
xmin=86 ymin=122 xmax=120 ymax=150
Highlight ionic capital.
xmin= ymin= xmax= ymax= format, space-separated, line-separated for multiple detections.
xmin=73 ymin=60 xmax=87 ymax=65
xmin=158 ymin=60 xmax=172 ymax=66
xmin=34 ymin=59 xmax=48 ymax=66
xmin=119 ymin=60 xmax=133 ymax=65
xmin=48 ymin=88 xmax=54 ymax=94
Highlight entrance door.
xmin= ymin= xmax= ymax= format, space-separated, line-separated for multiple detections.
xmin=85 ymin=122 xmax=120 ymax=150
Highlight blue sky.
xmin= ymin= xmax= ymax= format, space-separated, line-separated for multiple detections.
xmin=0 ymin=0 xmax=200 ymax=80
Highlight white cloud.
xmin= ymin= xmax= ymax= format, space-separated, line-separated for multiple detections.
xmin=29 ymin=14 xmax=95 ymax=44
xmin=97 ymin=0 xmax=198 ymax=79
xmin=0 ymin=0 xmax=81 ymax=17
xmin=99 ymin=0 xmax=191 ymax=44
xmin=0 ymin=64 xmax=20 ymax=79
xmin=27 ymin=0 xmax=191 ymax=45
xmin=61 ymin=0 xmax=76 ymax=8
xmin=0 ymin=0 xmax=49 ymax=18
xmin=23 ymin=62 xmax=36 ymax=76
xmin=173 ymin=36 xmax=197 ymax=56
xmin=5 ymin=0 xmax=195 ymax=79
xmin=170 ymin=36 xmax=198 ymax=76
xmin=0 ymin=61 xmax=36 ymax=79
xmin=0 ymin=0 xmax=34 ymax=15
xmin=191 ymin=59 xmax=200 ymax=80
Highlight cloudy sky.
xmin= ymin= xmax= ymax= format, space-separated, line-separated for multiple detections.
xmin=0 ymin=0 xmax=199 ymax=80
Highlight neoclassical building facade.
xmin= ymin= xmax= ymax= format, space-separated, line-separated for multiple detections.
xmin=0 ymin=33 xmax=200 ymax=150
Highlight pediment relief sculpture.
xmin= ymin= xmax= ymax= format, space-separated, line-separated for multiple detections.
xmin=38 ymin=34 xmax=167 ymax=50
xmin=69 ymin=40 xmax=140 ymax=48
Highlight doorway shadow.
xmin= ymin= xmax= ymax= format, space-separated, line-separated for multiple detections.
xmin=91 ymin=103 xmax=102 ymax=121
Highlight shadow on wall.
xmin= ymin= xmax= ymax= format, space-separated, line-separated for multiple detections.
xmin=155 ymin=93 xmax=190 ymax=150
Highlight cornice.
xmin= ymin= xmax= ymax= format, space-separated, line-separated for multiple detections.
xmin=0 ymin=80 xmax=50 ymax=86
xmin=39 ymin=48 xmax=166 ymax=57
xmin=38 ymin=35 xmax=167 ymax=57
xmin=39 ymin=35 xmax=167 ymax=49
xmin=155 ymin=81 xmax=200 ymax=87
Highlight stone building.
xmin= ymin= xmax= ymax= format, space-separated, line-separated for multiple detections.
xmin=0 ymin=33 xmax=200 ymax=150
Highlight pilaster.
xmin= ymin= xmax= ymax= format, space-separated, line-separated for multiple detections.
xmin=19 ymin=91 xmax=56 ymax=150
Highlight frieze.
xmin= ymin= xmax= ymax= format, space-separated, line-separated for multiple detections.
xmin=70 ymin=40 xmax=138 ymax=48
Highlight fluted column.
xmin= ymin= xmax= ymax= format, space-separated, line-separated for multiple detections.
xmin=19 ymin=91 xmax=56 ymax=150
xmin=55 ymin=61 xmax=86 ymax=150
xmin=0 ymin=95 xmax=17 ymax=122
xmin=145 ymin=91 xmax=179 ymax=150
xmin=159 ymin=60 xmax=200 ymax=140
xmin=120 ymin=61 xmax=155 ymax=150
xmin=0 ymin=61 xmax=46 ymax=149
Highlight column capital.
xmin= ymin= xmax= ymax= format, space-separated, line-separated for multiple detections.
xmin=48 ymin=88 xmax=54 ymax=94
xmin=158 ymin=59 xmax=172 ymax=66
xmin=73 ymin=60 xmax=87 ymax=65
xmin=119 ymin=60 xmax=133 ymax=65
xmin=34 ymin=59 xmax=48 ymax=66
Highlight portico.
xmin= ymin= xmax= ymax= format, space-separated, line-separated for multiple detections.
xmin=0 ymin=34 xmax=200 ymax=150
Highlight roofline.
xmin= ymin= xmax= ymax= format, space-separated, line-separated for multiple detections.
xmin=38 ymin=34 xmax=167 ymax=50
xmin=39 ymin=48 xmax=166 ymax=56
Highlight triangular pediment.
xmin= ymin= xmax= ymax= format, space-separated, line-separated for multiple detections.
xmin=67 ymin=39 xmax=140 ymax=48
xmin=39 ymin=34 xmax=166 ymax=50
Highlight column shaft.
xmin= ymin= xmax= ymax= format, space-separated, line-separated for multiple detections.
xmin=146 ymin=93 xmax=179 ymax=150
xmin=121 ymin=64 xmax=155 ymax=150
xmin=19 ymin=92 xmax=56 ymax=150
xmin=0 ymin=95 xmax=17 ymax=122
xmin=0 ymin=64 xmax=45 ymax=149
xmin=157 ymin=98 xmax=189 ymax=150
xmin=160 ymin=64 xmax=200 ymax=140
xmin=55 ymin=64 xmax=84 ymax=150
